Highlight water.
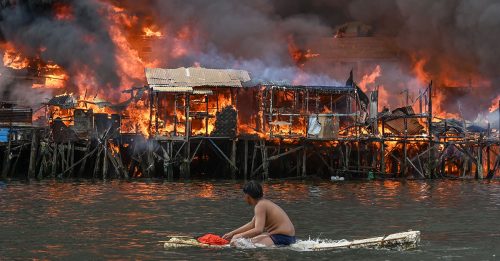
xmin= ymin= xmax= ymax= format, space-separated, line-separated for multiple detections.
xmin=1 ymin=180 xmax=500 ymax=260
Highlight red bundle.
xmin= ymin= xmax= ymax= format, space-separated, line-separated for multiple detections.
xmin=197 ymin=233 xmax=230 ymax=245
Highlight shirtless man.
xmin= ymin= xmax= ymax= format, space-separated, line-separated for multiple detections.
xmin=222 ymin=181 xmax=296 ymax=246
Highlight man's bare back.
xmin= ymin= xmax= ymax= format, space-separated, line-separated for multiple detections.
xmin=222 ymin=181 xmax=296 ymax=246
xmin=255 ymin=199 xmax=295 ymax=236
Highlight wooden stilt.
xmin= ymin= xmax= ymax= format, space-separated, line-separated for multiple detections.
xmin=231 ymin=139 xmax=237 ymax=179
xmin=243 ymin=139 xmax=248 ymax=181
xmin=37 ymin=142 xmax=47 ymax=180
xmin=478 ymin=145 xmax=483 ymax=179
xmin=162 ymin=143 xmax=173 ymax=181
xmin=260 ymin=140 xmax=269 ymax=179
xmin=296 ymin=151 xmax=301 ymax=177
xmin=147 ymin=139 xmax=156 ymax=178
xmin=487 ymin=145 xmax=491 ymax=176
xmin=9 ymin=143 xmax=23 ymax=179
xmin=251 ymin=142 xmax=257 ymax=177
xmin=28 ymin=129 xmax=39 ymax=180
xmin=103 ymin=141 xmax=108 ymax=180
xmin=1 ymin=131 xmax=12 ymax=179
xmin=69 ymin=142 xmax=74 ymax=178
xmin=93 ymin=147 xmax=102 ymax=179
xmin=51 ymin=144 xmax=58 ymax=178
xmin=78 ymin=140 xmax=91 ymax=178
xmin=302 ymin=145 xmax=307 ymax=177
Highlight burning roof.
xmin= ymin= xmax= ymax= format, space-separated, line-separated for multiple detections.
xmin=145 ymin=67 xmax=251 ymax=92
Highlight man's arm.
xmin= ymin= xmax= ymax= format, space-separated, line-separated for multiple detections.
xmin=222 ymin=217 xmax=255 ymax=240
xmin=234 ymin=204 xmax=266 ymax=239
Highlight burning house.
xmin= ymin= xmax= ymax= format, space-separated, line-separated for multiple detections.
xmin=0 ymin=1 xmax=498 ymax=180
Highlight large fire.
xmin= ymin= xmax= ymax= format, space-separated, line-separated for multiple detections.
xmin=2 ymin=43 xmax=29 ymax=70
xmin=0 ymin=0 xmax=498 ymax=141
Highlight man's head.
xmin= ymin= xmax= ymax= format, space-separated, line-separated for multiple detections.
xmin=242 ymin=180 xmax=263 ymax=205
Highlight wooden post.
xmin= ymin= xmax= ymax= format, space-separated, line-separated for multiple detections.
xmin=428 ymin=81 xmax=434 ymax=178
xmin=403 ymin=117 xmax=408 ymax=177
xmin=243 ymin=139 xmax=248 ymax=180
xmin=174 ymin=94 xmax=178 ymax=136
xmin=28 ymin=129 xmax=39 ymax=179
xmin=69 ymin=142 xmax=75 ymax=178
xmin=163 ymin=142 xmax=173 ymax=181
xmin=78 ymin=140 xmax=91 ymax=178
xmin=9 ymin=142 xmax=22 ymax=179
xmin=205 ymin=95 xmax=209 ymax=136
xmin=51 ymin=143 xmax=58 ymax=178
xmin=180 ymin=140 xmax=190 ymax=179
xmin=261 ymin=140 xmax=269 ymax=179
xmin=147 ymin=139 xmax=155 ymax=178
xmin=1 ymin=131 xmax=12 ymax=179
xmin=487 ymin=144 xmax=491 ymax=176
xmin=381 ymin=139 xmax=385 ymax=175
xmin=302 ymin=145 xmax=307 ymax=177
xmin=149 ymin=88 xmax=154 ymax=137
xmin=296 ymin=150 xmax=301 ymax=177
xmin=250 ymin=141 xmax=257 ymax=177
xmin=185 ymin=94 xmax=191 ymax=137
xmin=60 ymin=143 xmax=66 ymax=174
xmin=37 ymin=142 xmax=47 ymax=179
xmin=155 ymin=93 xmax=159 ymax=135
xmin=103 ymin=141 xmax=108 ymax=180
xmin=357 ymin=141 xmax=361 ymax=172
xmin=419 ymin=90 xmax=423 ymax=114
xmin=478 ymin=144 xmax=483 ymax=180
xmin=269 ymin=87 xmax=274 ymax=138
xmin=93 ymin=147 xmax=102 ymax=179
xmin=345 ymin=143 xmax=350 ymax=170
xmin=231 ymin=139 xmax=237 ymax=179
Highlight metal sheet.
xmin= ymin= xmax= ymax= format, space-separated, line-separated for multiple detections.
xmin=151 ymin=86 xmax=193 ymax=93
xmin=145 ymin=67 xmax=250 ymax=89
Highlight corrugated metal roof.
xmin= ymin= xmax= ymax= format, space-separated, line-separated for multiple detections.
xmin=145 ymin=67 xmax=251 ymax=89
xmin=151 ymin=86 xmax=193 ymax=93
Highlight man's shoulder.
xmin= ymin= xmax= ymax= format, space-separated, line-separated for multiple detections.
xmin=255 ymin=199 xmax=276 ymax=209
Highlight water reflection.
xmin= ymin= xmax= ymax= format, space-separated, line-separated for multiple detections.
xmin=1 ymin=180 xmax=500 ymax=260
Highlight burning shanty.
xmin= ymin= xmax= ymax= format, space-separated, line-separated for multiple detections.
xmin=0 ymin=1 xmax=499 ymax=180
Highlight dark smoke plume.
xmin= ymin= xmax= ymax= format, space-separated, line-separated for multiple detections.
xmin=0 ymin=0 xmax=498 ymax=117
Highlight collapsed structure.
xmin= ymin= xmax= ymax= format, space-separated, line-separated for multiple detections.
xmin=0 ymin=66 xmax=499 ymax=180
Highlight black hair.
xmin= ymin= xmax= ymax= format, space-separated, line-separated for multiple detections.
xmin=242 ymin=180 xmax=263 ymax=199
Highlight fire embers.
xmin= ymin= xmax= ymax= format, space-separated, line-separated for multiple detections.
xmin=211 ymin=106 xmax=237 ymax=137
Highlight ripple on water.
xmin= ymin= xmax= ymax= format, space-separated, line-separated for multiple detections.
xmin=1 ymin=180 xmax=500 ymax=260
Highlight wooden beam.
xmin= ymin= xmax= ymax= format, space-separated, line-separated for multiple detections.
xmin=208 ymin=139 xmax=238 ymax=171
xmin=267 ymin=146 xmax=303 ymax=161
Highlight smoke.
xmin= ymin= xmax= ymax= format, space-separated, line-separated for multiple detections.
xmin=0 ymin=0 xmax=120 ymax=91
xmin=0 ymin=64 xmax=52 ymax=108
xmin=0 ymin=0 xmax=498 ymax=118
xmin=144 ymin=0 xmax=499 ymax=101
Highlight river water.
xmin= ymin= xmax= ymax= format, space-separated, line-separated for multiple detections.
xmin=1 ymin=179 xmax=499 ymax=260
